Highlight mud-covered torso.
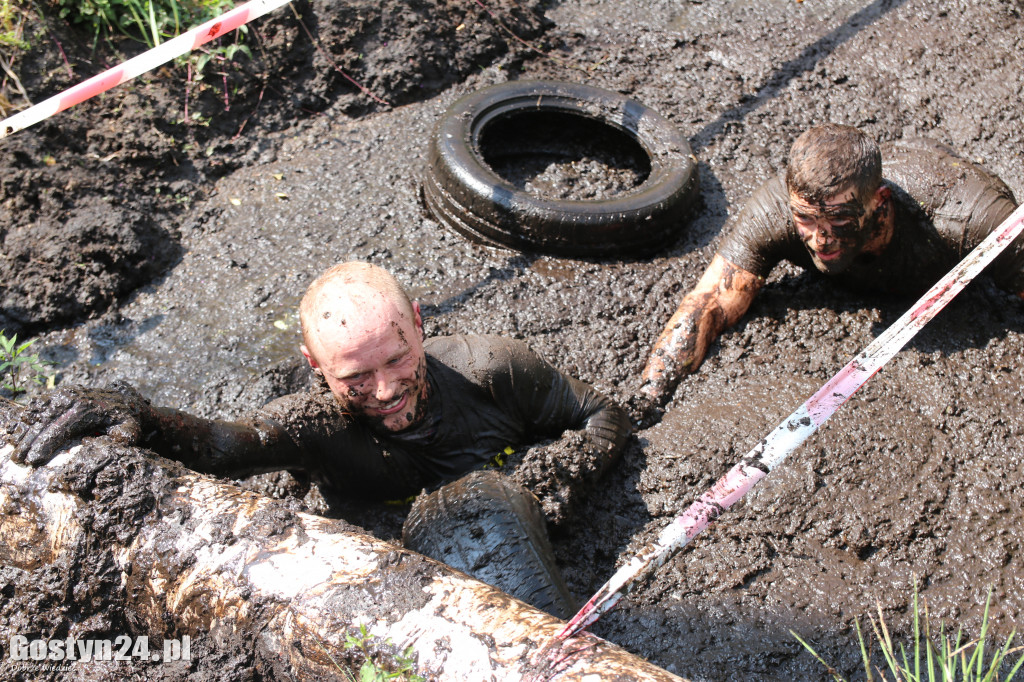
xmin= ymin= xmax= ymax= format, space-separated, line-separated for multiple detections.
xmin=717 ymin=138 xmax=1023 ymax=295
xmin=255 ymin=334 xmax=624 ymax=499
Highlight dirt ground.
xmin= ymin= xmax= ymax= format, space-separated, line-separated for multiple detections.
xmin=2 ymin=0 xmax=1024 ymax=680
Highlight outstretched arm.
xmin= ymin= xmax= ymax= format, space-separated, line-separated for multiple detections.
xmin=144 ymin=404 xmax=305 ymax=477
xmin=11 ymin=381 xmax=305 ymax=477
xmin=640 ymin=254 xmax=763 ymax=406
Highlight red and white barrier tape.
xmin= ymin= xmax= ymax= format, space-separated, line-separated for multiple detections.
xmin=0 ymin=0 xmax=292 ymax=139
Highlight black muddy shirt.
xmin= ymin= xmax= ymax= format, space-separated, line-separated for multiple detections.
xmin=190 ymin=334 xmax=630 ymax=500
xmin=717 ymin=138 xmax=1024 ymax=295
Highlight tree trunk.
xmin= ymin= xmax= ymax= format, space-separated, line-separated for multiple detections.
xmin=0 ymin=431 xmax=686 ymax=681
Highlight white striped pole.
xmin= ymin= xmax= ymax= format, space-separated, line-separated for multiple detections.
xmin=0 ymin=0 xmax=293 ymax=138
xmin=558 ymin=200 xmax=1024 ymax=640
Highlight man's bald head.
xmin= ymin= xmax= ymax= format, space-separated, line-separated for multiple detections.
xmin=299 ymin=262 xmax=428 ymax=432
xmin=300 ymin=262 xmax=415 ymax=362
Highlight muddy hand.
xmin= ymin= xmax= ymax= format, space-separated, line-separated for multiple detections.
xmin=11 ymin=381 xmax=150 ymax=466
xmin=639 ymin=311 xmax=702 ymax=409
xmin=624 ymin=393 xmax=665 ymax=430
xmin=637 ymin=351 xmax=681 ymax=413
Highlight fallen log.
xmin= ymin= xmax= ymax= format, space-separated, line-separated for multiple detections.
xmin=0 ymin=422 xmax=687 ymax=681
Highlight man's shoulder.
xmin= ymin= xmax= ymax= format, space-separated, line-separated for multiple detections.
xmin=882 ymin=138 xmax=959 ymax=192
xmin=881 ymin=137 xmax=959 ymax=165
xmin=882 ymin=137 xmax=1015 ymax=210
xmin=717 ymin=173 xmax=799 ymax=277
xmin=744 ymin=174 xmax=792 ymax=228
xmin=426 ymin=334 xmax=553 ymax=385
xmin=425 ymin=334 xmax=534 ymax=370
xmin=424 ymin=335 xmax=551 ymax=402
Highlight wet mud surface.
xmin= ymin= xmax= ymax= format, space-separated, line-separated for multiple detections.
xmin=4 ymin=0 xmax=1024 ymax=680
xmin=480 ymin=110 xmax=651 ymax=200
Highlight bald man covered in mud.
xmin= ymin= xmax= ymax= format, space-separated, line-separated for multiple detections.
xmin=640 ymin=124 xmax=1024 ymax=406
xmin=12 ymin=262 xmax=630 ymax=525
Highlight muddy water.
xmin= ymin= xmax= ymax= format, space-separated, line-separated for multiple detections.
xmin=481 ymin=110 xmax=651 ymax=199
xmin=26 ymin=0 xmax=1024 ymax=679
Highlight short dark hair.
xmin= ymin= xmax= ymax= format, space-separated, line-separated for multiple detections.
xmin=785 ymin=124 xmax=882 ymax=204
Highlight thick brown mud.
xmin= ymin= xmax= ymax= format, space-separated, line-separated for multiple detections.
xmin=3 ymin=0 xmax=1024 ymax=680
xmin=480 ymin=110 xmax=652 ymax=199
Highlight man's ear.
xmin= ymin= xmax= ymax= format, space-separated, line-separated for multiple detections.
xmin=301 ymin=345 xmax=323 ymax=374
xmin=412 ymin=301 xmax=424 ymax=337
xmin=873 ymin=184 xmax=891 ymax=206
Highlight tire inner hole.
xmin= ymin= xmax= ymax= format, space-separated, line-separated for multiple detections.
xmin=479 ymin=110 xmax=651 ymax=200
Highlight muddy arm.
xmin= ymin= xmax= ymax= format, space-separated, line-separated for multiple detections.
xmin=555 ymin=374 xmax=632 ymax=458
xmin=640 ymin=254 xmax=763 ymax=406
xmin=508 ymin=345 xmax=631 ymax=460
xmin=10 ymin=381 xmax=306 ymax=477
xmin=144 ymin=405 xmax=307 ymax=478
xmin=498 ymin=342 xmax=632 ymax=525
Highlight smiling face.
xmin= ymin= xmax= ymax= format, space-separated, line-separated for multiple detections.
xmin=301 ymin=279 xmax=428 ymax=433
xmin=790 ymin=185 xmax=889 ymax=274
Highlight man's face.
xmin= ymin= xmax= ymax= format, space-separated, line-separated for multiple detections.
xmin=790 ymin=187 xmax=876 ymax=274
xmin=303 ymin=299 xmax=429 ymax=433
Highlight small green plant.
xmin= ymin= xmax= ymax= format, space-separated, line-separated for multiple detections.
xmin=50 ymin=0 xmax=245 ymax=49
xmin=191 ymin=32 xmax=251 ymax=77
xmin=1 ymin=0 xmax=29 ymax=50
xmin=339 ymin=624 xmax=425 ymax=682
xmin=793 ymin=584 xmax=1024 ymax=682
xmin=0 ymin=330 xmax=54 ymax=394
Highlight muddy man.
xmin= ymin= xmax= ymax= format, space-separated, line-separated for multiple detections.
xmin=640 ymin=123 xmax=1024 ymax=406
xmin=12 ymin=262 xmax=630 ymax=525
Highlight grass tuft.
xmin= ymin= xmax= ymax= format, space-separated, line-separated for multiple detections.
xmin=51 ymin=0 xmax=242 ymax=49
xmin=793 ymin=583 xmax=1024 ymax=682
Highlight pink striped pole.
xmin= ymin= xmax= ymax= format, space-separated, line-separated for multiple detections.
xmin=558 ymin=200 xmax=1024 ymax=640
xmin=0 ymin=0 xmax=292 ymax=138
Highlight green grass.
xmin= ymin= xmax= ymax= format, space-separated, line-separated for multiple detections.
xmin=1 ymin=0 xmax=29 ymax=50
xmin=50 ymin=0 xmax=242 ymax=49
xmin=793 ymin=585 xmax=1024 ymax=682
xmin=341 ymin=624 xmax=425 ymax=682
xmin=0 ymin=0 xmax=30 ymax=115
xmin=311 ymin=623 xmax=425 ymax=682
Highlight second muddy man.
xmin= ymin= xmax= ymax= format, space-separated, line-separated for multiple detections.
xmin=640 ymin=123 xmax=1024 ymax=406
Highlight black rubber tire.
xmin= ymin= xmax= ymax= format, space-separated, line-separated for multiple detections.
xmin=402 ymin=470 xmax=576 ymax=620
xmin=423 ymin=79 xmax=701 ymax=258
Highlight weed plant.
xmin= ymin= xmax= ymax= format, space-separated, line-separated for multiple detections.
xmin=0 ymin=0 xmax=29 ymax=114
xmin=48 ymin=0 xmax=254 ymax=87
xmin=312 ymin=623 xmax=425 ymax=682
xmin=794 ymin=586 xmax=1024 ymax=682
xmin=0 ymin=330 xmax=53 ymax=396
xmin=341 ymin=624 xmax=425 ymax=682
xmin=1 ymin=0 xmax=28 ymax=49
xmin=51 ymin=0 xmax=243 ymax=49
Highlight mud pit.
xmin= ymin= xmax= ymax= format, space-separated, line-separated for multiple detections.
xmin=3 ymin=0 xmax=1024 ymax=680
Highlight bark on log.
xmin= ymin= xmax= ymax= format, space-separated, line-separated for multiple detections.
xmin=0 ymin=432 xmax=687 ymax=681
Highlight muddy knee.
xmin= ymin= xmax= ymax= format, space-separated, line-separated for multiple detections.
xmin=402 ymin=470 xmax=576 ymax=619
